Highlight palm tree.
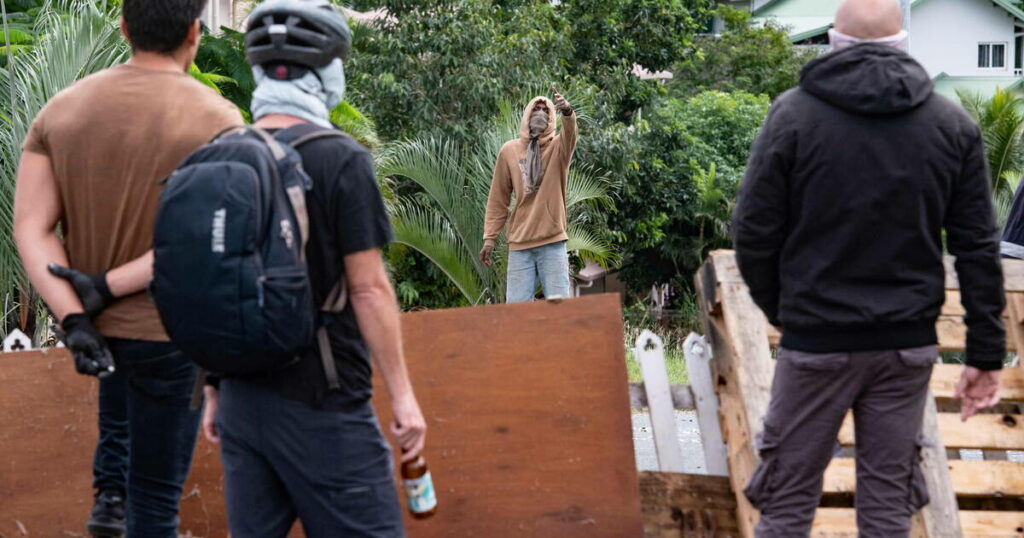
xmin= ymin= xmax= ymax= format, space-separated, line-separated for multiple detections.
xmin=377 ymin=100 xmax=617 ymax=304
xmin=1 ymin=0 xmax=128 ymax=338
xmin=959 ymin=87 xmax=1024 ymax=223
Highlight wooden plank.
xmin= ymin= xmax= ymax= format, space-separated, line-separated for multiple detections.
xmin=637 ymin=330 xmax=687 ymax=473
xmin=919 ymin=392 xmax=964 ymax=537
xmin=825 ymin=459 xmax=1024 ymax=497
xmin=839 ymin=412 xmax=1024 ymax=450
xmin=931 ymin=364 xmax=1024 ymax=401
xmin=697 ymin=251 xmax=776 ymax=538
xmin=683 ymin=333 xmax=730 ymax=477
xmin=814 ymin=508 xmax=1024 ymax=538
xmin=947 ymin=257 xmax=1024 ymax=293
xmin=639 ymin=472 xmax=739 ymax=538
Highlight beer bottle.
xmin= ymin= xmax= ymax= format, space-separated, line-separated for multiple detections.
xmin=401 ymin=454 xmax=437 ymax=519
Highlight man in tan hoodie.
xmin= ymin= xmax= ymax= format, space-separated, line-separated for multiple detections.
xmin=481 ymin=89 xmax=577 ymax=302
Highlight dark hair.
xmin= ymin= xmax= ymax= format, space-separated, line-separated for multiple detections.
xmin=121 ymin=0 xmax=208 ymax=53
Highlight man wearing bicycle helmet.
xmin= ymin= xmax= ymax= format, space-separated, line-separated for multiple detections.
xmin=210 ymin=2 xmax=424 ymax=535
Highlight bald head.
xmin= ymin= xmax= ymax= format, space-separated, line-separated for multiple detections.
xmin=834 ymin=0 xmax=903 ymax=39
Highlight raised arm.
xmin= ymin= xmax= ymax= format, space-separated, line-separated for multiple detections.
xmin=552 ymin=87 xmax=577 ymax=160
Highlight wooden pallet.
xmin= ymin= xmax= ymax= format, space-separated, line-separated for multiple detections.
xmin=695 ymin=250 xmax=1024 ymax=538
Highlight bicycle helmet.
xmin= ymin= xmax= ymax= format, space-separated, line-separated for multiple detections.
xmin=245 ymin=0 xmax=351 ymax=70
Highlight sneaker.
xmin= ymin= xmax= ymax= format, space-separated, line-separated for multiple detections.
xmin=86 ymin=489 xmax=126 ymax=538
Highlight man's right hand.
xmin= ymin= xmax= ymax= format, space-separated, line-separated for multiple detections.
xmin=955 ymin=366 xmax=1001 ymax=421
xmin=479 ymin=244 xmax=494 ymax=267
xmin=391 ymin=392 xmax=427 ymax=462
xmin=60 ymin=313 xmax=115 ymax=378
xmin=48 ymin=263 xmax=115 ymax=318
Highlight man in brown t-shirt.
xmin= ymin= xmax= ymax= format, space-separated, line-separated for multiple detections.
xmin=13 ymin=0 xmax=242 ymax=535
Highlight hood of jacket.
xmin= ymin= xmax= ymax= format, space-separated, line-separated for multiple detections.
xmin=520 ymin=96 xmax=556 ymax=146
xmin=800 ymin=43 xmax=933 ymax=116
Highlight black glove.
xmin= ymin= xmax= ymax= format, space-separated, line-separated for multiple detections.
xmin=48 ymin=263 xmax=115 ymax=318
xmin=60 ymin=313 xmax=116 ymax=378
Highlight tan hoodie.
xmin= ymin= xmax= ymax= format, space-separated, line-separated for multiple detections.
xmin=483 ymin=96 xmax=578 ymax=251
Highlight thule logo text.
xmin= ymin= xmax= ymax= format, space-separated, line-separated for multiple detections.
xmin=212 ymin=208 xmax=227 ymax=253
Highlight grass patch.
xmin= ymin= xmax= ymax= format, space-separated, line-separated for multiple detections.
xmin=625 ymin=348 xmax=689 ymax=385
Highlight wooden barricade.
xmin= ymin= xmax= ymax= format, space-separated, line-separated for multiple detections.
xmin=0 ymin=294 xmax=643 ymax=538
xmin=696 ymin=250 xmax=1024 ymax=538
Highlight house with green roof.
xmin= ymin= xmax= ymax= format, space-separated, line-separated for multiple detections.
xmin=752 ymin=0 xmax=1024 ymax=100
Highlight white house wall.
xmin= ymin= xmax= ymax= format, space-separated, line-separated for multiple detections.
xmin=911 ymin=0 xmax=1016 ymax=77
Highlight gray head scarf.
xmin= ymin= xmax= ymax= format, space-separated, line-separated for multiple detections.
xmin=524 ymin=110 xmax=548 ymax=195
xmin=251 ymin=58 xmax=346 ymax=127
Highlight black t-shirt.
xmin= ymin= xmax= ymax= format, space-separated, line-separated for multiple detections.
xmin=249 ymin=124 xmax=393 ymax=410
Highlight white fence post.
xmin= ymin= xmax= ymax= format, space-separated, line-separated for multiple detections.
xmin=635 ymin=330 xmax=686 ymax=473
xmin=684 ymin=333 xmax=730 ymax=476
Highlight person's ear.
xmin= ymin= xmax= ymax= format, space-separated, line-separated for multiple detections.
xmin=120 ymin=17 xmax=130 ymax=43
xmin=186 ymin=19 xmax=201 ymax=48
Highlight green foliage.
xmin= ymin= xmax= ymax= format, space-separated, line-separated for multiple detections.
xmin=603 ymin=91 xmax=769 ymax=302
xmin=0 ymin=0 xmax=128 ymax=313
xmin=959 ymin=87 xmax=1024 ymax=225
xmin=345 ymin=2 xmax=569 ymax=145
xmin=670 ymin=6 xmax=815 ymax=100
xmin=194 ymin=27 xmax=256 ymax=117
xmin=556 ymin=0 xmax=714 ymax=115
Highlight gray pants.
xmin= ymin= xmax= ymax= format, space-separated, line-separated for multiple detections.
xmin=746 ymin=346 xmax=935 ymax=537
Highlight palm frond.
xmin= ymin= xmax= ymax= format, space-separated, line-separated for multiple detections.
xmin=389 ymin=202 xmax=486 ymax=304
xmin=567 ymin=224 xmax=620 ymax=268
xmin=0 ymin=0 xmax=128 ymax=299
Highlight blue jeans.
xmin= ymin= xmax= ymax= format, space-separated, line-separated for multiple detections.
xmin=217 ymin=380 xmax=405 ymax=538
xmin=92 ymin=339 xmax=201 ymax=538
xmin=506 ymin=240 xmax=571 ymax=303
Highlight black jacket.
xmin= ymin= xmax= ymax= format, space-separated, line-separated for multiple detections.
xmin=733 ymin=44 xmax=1006 ymax=369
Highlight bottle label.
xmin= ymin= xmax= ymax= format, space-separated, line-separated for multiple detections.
xmin=403 ymin=471 xmax=437 ymax=514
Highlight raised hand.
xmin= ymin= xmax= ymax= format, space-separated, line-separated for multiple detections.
xmin=551 ymin=86 xmax=572 ymax=114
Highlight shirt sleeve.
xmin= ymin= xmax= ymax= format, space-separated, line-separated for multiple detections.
xmin=732 ymin=102 xmax=793 ymax=327
xmin=483 ymin=147 xmax=513 ymax=246
xmin=333 ymin=149 xmax=394 ymax=256
xmin=558 ymin=111 xmax=578 ymax=161
xmin=21 ymin=108 xmax=50 ymax=156
xmin=946 ymin=123 xmax=1006 ymax=370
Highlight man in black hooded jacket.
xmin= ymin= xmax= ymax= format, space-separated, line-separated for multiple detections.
xmin=733 ymin=0 xmax=1005 ymax=535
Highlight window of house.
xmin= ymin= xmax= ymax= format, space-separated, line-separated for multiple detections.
xmin=979 ymin=42 xmax=1007 ymax=69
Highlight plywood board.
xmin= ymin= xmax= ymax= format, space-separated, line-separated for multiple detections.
xmin=1 ymin=294 xmax=641 ymax=538
xmin=375 ymin=294 xmax=642 ymax=537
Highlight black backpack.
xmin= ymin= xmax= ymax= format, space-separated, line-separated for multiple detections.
xmin=152 ymin=125 xmax=346 ymax=387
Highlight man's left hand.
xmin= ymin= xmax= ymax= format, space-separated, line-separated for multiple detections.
xmin=955 ymin=366 xmax=1001 ymax=421
xmin=48 ymin=263 xmax=115 ymax=318
xmin=552 ymin=87 xmax=572 ymax=115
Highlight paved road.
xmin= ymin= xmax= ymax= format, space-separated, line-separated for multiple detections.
xmin=632 ymin=410 xmax=706 ymax=473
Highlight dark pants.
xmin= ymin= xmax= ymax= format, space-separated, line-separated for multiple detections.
xmin=217 ymin=379 xmax=405 ymax=538
xmin=92 ymin=339 xmax=201 ymax=538
xmin=745 ymin=346 xmax=935 ymax=537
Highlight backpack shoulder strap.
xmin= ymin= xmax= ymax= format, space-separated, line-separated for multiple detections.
xmin=290 ymin=130 xmax=349 ymax=148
